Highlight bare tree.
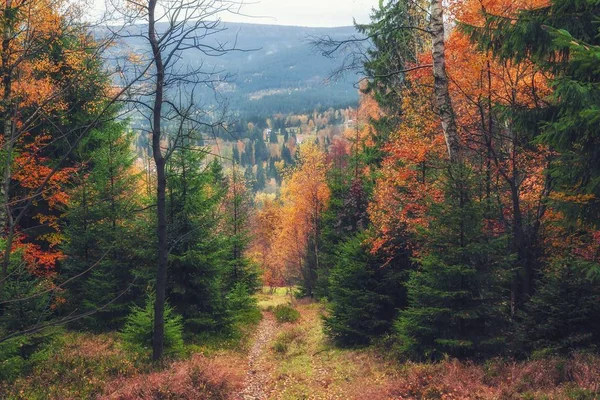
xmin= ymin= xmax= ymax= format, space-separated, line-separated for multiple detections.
xmin=105 ymin=0 xmax=245 ymax=360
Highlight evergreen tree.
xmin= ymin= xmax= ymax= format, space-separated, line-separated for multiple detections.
xmin=220 ymin=166 xmax=261 ymax=300
xmin=324 ymin=233 xmax=407 ymax=346
xmin=62 ymin=122 xmax=147 ymax=330
xmin=269 ymin=129 xmax=278 ymax=143
xmin=516 ymin=258 xmax=600 ymax=355
xmin=232 ymin=146 xmax=240 ymax=164
xmin=244 ymin=165 xmax=257 ymax=191
xmin=396 ymin=168 xmax=510 ymax=360
xmin=166 ymin=146 xmax=230 ymax=332
xmin=254 ymin=162 xmax=266 ymax=191
xmin=281 ymin=144 xmax=293 ymax=165
xmin=283 ymin=128 xmax=289 ymax=143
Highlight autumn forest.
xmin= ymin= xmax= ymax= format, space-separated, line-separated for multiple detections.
xmin=1 ymin=0 xmax=600 ymax=399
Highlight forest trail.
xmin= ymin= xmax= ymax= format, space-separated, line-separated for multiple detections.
xmin=238 ymin=311 xmax=278 ymax=400
xmin=232 ymin=290 xmax=401 ymax=400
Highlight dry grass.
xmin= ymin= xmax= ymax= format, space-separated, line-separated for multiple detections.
xmin=257 ymin=286 xmax=297 ymax=310
xmin=4 ymin=293 xmax=599 ymax=400
xmin=101 ymin=353 xmax=245 ymax=400
xmin=255 ymin=295 xmax=600 ymax=400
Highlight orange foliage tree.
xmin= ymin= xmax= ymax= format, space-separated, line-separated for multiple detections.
xmin=369 ymin=0 xmax=555 ymax=312
xmin=252 ymin=142 xmax=330 ymax=293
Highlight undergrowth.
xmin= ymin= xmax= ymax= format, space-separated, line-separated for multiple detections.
xmin=273 ymin=304 xmax=300 ymax=323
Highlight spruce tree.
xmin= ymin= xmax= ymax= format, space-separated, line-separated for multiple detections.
xmin=166 ymin=146 xmax=230 ymax=333
xmin=516 ymin=258 xmax=600 ymax=355
xmin=324 ymin=233 xmax=407 ymax=346
xmin=62 ymin=122 xmax=147 ymax=330
xmin=396 ymin=168 xmax=510 ymax=360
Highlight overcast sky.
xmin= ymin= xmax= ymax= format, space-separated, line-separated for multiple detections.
xmin=221 ymin=0 xmax=378 ymax=27
xmin=91 ymin=0 xmax=379 ymax=27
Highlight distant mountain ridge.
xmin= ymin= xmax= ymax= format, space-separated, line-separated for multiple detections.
xmin=115 ymin=22 xmax=362 ymax=117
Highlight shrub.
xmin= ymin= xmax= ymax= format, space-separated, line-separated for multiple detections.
xmin=2 ymin=332 xmax=139 ymax=399
xmin=273 ymin=304 xmax=300 ymax=323
xmin=101 ymin=354 xmax=245 ymax=400
xmin=0 ymin=328 xmax=59 ymax=383
xmin=272 ymin=327 xmax=305 ymax=355
xmin=121 ymin=294 xmax=184 ymax=357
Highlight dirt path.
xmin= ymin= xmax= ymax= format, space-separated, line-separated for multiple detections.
xmin=236 ymin=311 xmax=278 ymax=400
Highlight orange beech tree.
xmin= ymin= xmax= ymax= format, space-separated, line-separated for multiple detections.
xmin=249 ymin=194 xmax=284 ymax=290
xmin=257 ymin=142 xmax=330 ymax=294
xmin=280 ymin=142 xmax=330 ymax=296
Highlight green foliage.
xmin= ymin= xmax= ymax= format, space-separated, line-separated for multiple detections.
xmin=226 ymin=283 xmax=261 ymax=326
xmin=516 ymin=258 xmax=600 ymax=355
xmin=396 ymin=168 xmax=511 ymax=360
xmin=0 ymin=328 xmax=59 ymax=383
xmin=122 ymin=294 xmax=184 ymax=357
xmin=166 ymin=147 xmax=231 ymax=333
xmin=356 ymin=0 xmax=425 ymax=116
xmin=273 ymin=304 xmax=301 ymax=323
xmin=62 ymin=121 xmax=149 ymax=330
xmin=324 ymin=233 xmax=408 ymax=346
xmin=0 ymin=244 xmax=53 ymax=334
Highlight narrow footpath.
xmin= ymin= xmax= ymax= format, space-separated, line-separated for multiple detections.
xmin=237 ymin=311 xmax=278 ymax=400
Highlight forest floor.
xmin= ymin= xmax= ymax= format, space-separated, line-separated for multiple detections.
xmin=234 ymin=289 xmax=402 ymax=400
xmin=3 ymin=289 xmax=599 ymax=399
xmin=233 ymin=290 xmax=600 ymax=400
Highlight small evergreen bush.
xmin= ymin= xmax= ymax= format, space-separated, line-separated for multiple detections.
xmin=324 ymin=233 xmax=408 ymax=347
xmin=273 ymin=304 xmax=300 ymax=323
xmin=227 ymin=283 xmax=261 ymax=325
xmin=516 ymin=258 xmax=600 ymax=355
xmin=121 ymin=294 xmax=184 ymax=357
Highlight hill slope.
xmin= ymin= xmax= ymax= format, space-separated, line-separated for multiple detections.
xmin=116 ymin=22 xmax=362 ymax=117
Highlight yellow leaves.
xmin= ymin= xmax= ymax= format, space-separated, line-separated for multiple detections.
xmin=251 ymin=142 xmax=331 ymax=287
xmin=127 ymin=52 xmax=144 ymax=65
xmin=549 ymin=192 xmax=596 ymax=204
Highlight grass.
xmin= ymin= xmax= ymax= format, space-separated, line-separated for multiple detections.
xmin=259 ymin=296 xmax=600 ymax=400
xmin=257 ymin=286 xmax=297 ymax=310
xmin=272 ymin=326 xmax=305 ymax=355
xmin=4 ymin=291 xmax=600 ymax=399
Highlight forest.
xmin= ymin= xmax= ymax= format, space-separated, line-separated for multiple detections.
xmin=1 ymin=0 xmax=600 ymax=399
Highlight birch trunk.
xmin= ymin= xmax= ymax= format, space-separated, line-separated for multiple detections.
xmin=430 ymin=0 xmax=461 ymax=163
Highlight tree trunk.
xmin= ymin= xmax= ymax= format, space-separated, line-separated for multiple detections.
xmin=430 ymin=0 xmax=460 ymax=163
xmin=1 ymin=0 xmax=15 ymax=287
xmin=148 ymin=0 xmax=168 ymax=361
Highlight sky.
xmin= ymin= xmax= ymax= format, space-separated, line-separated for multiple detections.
xmin=221 ymin=0 xmax=379 ymax=27
xmin=91 ymin=0 xmax=379 ymax=27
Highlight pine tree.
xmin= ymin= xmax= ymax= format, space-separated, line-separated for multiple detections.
xmin=62 ymin=122 xmax=147 ymax=330
xmin=324 ymin=233 xmax=407 ymax=346
xmin=166 ymin=146 xmax=230 ymax=333
xmin=396 ymin=168 xmax=510 ymax=360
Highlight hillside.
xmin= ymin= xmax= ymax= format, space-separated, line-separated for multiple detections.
xmin=115 ymin=22 xmax=361 ymax=116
